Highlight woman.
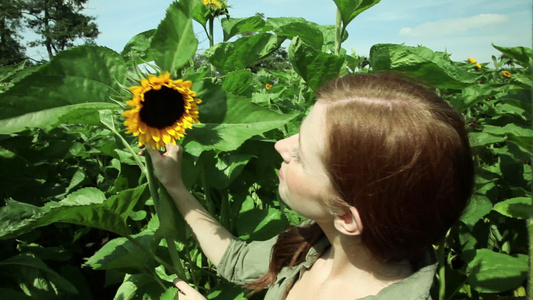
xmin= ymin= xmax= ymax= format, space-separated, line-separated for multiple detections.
xmin=146 ymin=74 xmax=474 ymax=299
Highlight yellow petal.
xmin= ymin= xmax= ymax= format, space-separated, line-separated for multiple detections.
xmin=129 ymin=85 xmax=143 ymax=94
xmin=166 ymin=128 xmax=176 ymax=136
xmin=139 ymin=122 xmax=147 ymax=134
xmin=141 ymin=78 xmax=150 ymax=88
xmin=162 ymin=133 xmax=171 ymax=145
xmin=151 ymin=128 xmax=161 ymax=142
xmin=161 ymin=72 xmax=171 ymax=82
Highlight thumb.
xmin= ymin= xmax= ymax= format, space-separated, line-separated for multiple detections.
xmin=144 ymin=146 xmax=161 ymax=162
xmin=173 ymin=279 xmax=196 ymax=295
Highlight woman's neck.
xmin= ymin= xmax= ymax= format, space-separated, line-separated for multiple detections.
xmin=316 ymin=221 xmax=413 ymax=287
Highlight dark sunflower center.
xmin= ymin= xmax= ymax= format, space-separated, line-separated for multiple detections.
xmin=139 ymin=86 xmax=185 ymax=129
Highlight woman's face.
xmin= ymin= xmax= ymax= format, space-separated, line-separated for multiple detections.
xmin=274 ymin=102 xmax=333 ymax=221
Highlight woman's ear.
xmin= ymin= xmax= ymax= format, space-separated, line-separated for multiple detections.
xmin=333 ymin=206 xmax=363 ymax=236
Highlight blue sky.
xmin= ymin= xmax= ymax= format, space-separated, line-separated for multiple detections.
xmin=27 ymin=0 xmax=532 ymax=65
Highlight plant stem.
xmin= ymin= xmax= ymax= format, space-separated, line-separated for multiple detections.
xmin=334 ymin=8 xmax=342 ymax=55
xmin=166 ymin=236 xmax=188 ymax=280
xmin=529 ymin=204 xmax=533 ymax=297
xmin=208 ymin=17 xmax=216 ymax=75
xmin=124 ymin=234 xmax=174 ymax=272
xmin=437 ymin=239 xmax=446 ymax=300
xmin=438 ymin=229 xmax=452 ymax=300
xmin=104 ymin=120 xmax=147 ymax=175
xmin=145 ymin=153 xmax=188 ymax=279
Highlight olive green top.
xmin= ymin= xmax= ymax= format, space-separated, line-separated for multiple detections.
xmin=217 ymin=234 xmax=437 ymax=300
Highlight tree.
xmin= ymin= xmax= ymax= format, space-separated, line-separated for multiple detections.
xmin=24 ymin=0 xmax=99 ymax=60
xmin=0 ymin=0 xmax=26 ymax=65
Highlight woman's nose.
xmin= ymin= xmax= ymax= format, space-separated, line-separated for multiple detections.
xmin=275 ymin=134 xmax=298 ymax=162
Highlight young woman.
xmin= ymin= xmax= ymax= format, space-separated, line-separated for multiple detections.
xmin=146 ymin=74 xmax=474 ymax=300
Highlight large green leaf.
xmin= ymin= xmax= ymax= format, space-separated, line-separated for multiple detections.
xmin=289 ymin=37 xmax=345 ymax=91
xmin=237 ymin=198 xmax=286 ymax=241
xmin=150 ymin=1 xmax=198 ymax=72
xmin=0 ymin=185 xmax=146 ymax=240
xmin=221 ymin=16 xmax=268 ymax=41
xmin=332 ymin=0 xmax=381 ymax=27
xmin=0 ymin=103 xmax=120 ymax=135
xmin=369 ymin=44 xmax=481 ymax=89
xmin=266 ymin=17 xmax=344 ymax=51
xmin=114 ymin=273 xmax=169 ymax=299
xmin=184 ymin=81 xmax=297 ymax=153
xmin=207 ymin=282 xmax=247 ymax=300
xmin=191 ymin=0 xmax=209 ymax=27
xmin=467 ymin=249 xmax=528 ymax=293
xmin=121 ymin=29 xmax=156 ymax=63
xmin=0 ymin=254 xmax=79 ymax=296
xmin=492 ymin=197 xmax=531 ymax=219
xmin=493 ymin=44 xmax=532 ymax=69
xmin=0 ymin=46 xmax=126 ymax=121
xmin=84 ymin=230 xmax=155 ymax=273
xmin=200 ymin=152 xmax=254 ymax=189
xmin=0 ymin=60 xmax=26 ymax=82
xmin=0 ymin=289 xmax=33 ymax=300
xmin=222 ymin=70 xmax=253 ymax=95
xmin=273 ymin=21 xmax=324 ymax=50
xmin=205 ymin=33 xmax=282 ymax=74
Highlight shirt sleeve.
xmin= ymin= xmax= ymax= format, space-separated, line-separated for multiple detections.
xmin=216 ymin=235 xmax=278 ymax=286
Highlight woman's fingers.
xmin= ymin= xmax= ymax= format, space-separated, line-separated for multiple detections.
xmin=163 ymin=143 xmax=182 ymax=158
xmin=173 ymin=279 xmax=206 ymax=300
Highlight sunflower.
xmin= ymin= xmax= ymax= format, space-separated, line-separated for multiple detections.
xmin=203 ymin=0 xmax=222 ymax=8
xmin=265 ymin=83 xmax=273 ymax=90
xmin=468 ymin=57 xmax=477 ymax=64
xmin=502 ymin=70 xmax=511 ymax=78
xmin=122 ymin=72 xmax=201 ymax=149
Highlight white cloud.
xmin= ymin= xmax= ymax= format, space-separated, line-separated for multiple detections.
xmin=399 ymin=14 xmax=509 ymax=37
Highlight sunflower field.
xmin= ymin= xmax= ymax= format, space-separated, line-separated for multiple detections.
xmin=0 ymin=0 xmax=531 ymax=299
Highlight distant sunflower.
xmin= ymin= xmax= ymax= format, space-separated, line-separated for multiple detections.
xmin=265 ymin=83 xmax=273 ymax=90
xmin=203 ymin=0 xmax=222 ymax=8
xmin=468 ymin=57 xmax=477 ymax=64
xmin=122 ymin=72 xmax=201 ymax=149
xmin=502 ymin=70 xmax=511 ymax=78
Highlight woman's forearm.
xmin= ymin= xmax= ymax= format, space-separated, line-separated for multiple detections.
xmin=165 ymin=183 xmax=233 ymax=267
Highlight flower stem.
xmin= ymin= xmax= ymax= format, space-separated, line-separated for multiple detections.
xmin=529 ymin=204 xmax=533 ymax=297
xmin=437 ymin=239 xmax=446 ymax=300
xmin=145 ymin=153 xmax=188 ymax=280
xmin=335 ymin=8 xmax=342 ymax=55
xmin=208 ymin=17 xmax=216 ymax=76
xmin=124 ymin=234 xmax=174 ymax=272
xmin=102 ymin=117 xmax=147 ymax=175
xmin=166 ymin=236 xmax=188 ymax=280
xmin=438 ymin=228 xmax=451 ymax=300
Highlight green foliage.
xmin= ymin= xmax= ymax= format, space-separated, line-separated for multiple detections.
xmin=150 ymin=1 xmax=198 ymax=73
xmin=332 ymin=0 xmax=381 ymax=28
xmin=24 ymin=0 xmax=99 ymax=60
xmin=0 ymin=0 xmax=27 ymax=65
xmin=0 ymin=0 xmax=530 ymax=299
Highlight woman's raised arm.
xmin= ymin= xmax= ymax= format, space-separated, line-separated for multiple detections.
xmin=145 ymin=144 xmax=233 ymax=267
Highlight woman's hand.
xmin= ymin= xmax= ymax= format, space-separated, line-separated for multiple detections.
xmin=174 ymin=279 xmax=207 ymax=300
xmin=144 ymin=143 xmax=186 ymax=189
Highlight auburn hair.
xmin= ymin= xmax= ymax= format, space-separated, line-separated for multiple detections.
xmin=246 ymin=74 xmax=474 ymax=293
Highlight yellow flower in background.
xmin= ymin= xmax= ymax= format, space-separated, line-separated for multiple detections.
xmin=122 ymin=72 xmax=201 ymax=149
xmin=502 ymin=70 xmax=511 ymax=78
xmin=475 ymin=63 xmax=482 ymax=69
xmin=265 ymin=83 xmax=273 ymax=90
xmin=468 ymin=57 xmax=477 ymax=63
xmin=203 ymin=0 xmax=222 ymax=9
